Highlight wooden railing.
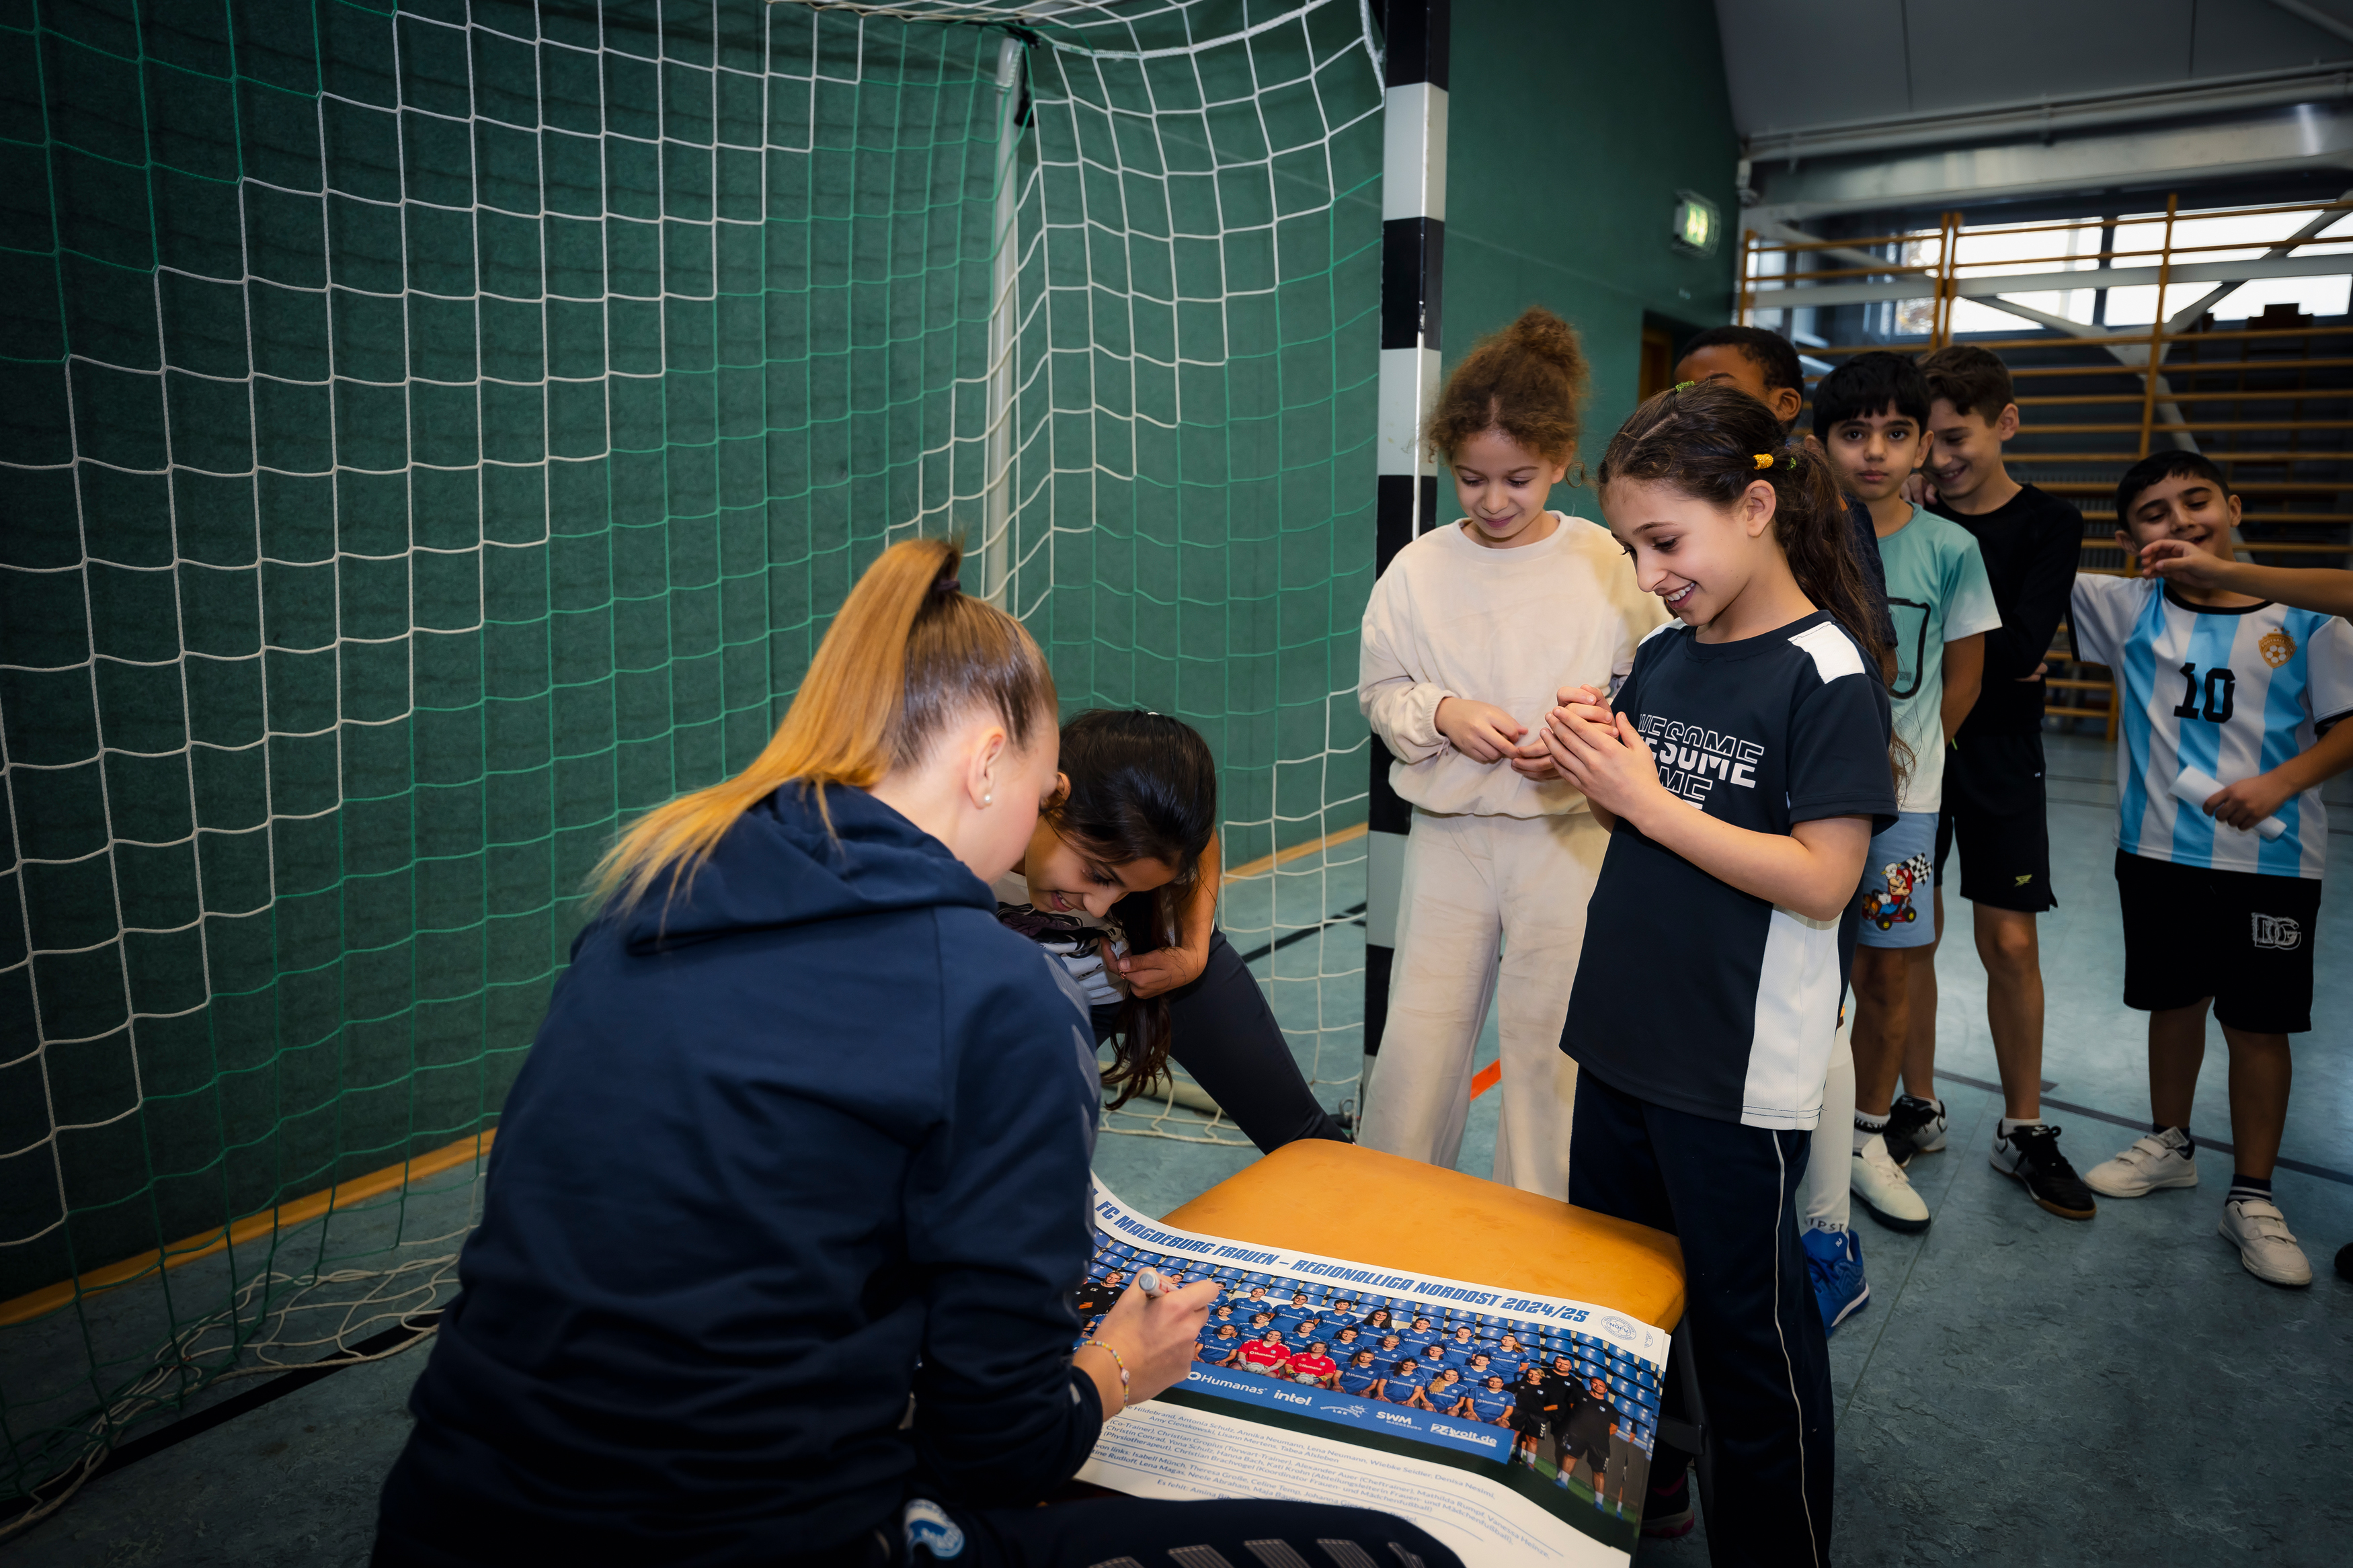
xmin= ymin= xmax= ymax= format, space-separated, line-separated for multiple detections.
xmin=1739 ymin=196 xmax=2353 ymax=737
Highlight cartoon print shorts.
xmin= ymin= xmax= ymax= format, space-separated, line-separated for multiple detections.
xmin=1855 ymin=810 xmax=1939 ymax=950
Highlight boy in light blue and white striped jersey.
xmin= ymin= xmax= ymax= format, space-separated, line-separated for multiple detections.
xmin=2069 ymin=452 xmax=2353 ymax=1288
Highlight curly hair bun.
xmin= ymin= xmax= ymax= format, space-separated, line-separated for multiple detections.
xmin=1424 ymin=306 xmax=1591 ymax=465
xmin=1498 ymin=306 xmax=1584 ymax=372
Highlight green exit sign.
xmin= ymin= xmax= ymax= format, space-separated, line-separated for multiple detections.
xmin=1672 ymin=191 xmax=1720 ymax=255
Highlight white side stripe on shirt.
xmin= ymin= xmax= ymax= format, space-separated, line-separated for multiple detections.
xmin=1788 ymin=621 xmax=1867 ymax=684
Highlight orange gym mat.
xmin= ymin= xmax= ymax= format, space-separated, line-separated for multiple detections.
xmin=1163 ymin=1140 xmax=1686 ymax=1331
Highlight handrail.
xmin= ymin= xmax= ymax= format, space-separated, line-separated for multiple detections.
xmin=1739 ymin=193 xmax=2353 ymax=593
xmin=2005 ymin=358 xmax=2353 ymax=376
xmin=2015 ymin=388 xmax=2353 ymax=405
xmin=1786 ymin=324 xmax=2353 ymax=356
xmin=2001 ymin=449 xmax=2353 ymax=460
xmin=1743 ymin=197 xmax=2353 ymax=256
xmin=1748 ymin=235 xmax=2353 ymax=276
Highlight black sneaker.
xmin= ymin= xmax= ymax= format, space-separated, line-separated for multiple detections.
xmin=1989 ymin=1123 xmax=2098 ymax=1221
xmin=1884 ymin=1093 xmax=1948 ymax=1167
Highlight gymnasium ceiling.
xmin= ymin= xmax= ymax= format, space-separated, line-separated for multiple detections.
xmin=1718 ymin=0 xmax=2353 ymax=220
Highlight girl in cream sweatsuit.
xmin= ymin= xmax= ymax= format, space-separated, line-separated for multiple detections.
xmin=1358 ymin=309 xmax=1664 ymax=1196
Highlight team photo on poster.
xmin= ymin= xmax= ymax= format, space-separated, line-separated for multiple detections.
xmin=1078 ymin=1188 xmax=1669 ymax=1559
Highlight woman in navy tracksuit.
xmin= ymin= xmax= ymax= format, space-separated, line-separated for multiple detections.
xmin=371 ymin=539 xmax=1455 ymax=1568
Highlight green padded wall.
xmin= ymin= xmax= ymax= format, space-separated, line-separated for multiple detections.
xmin=1441 ymin=0 xmax=1738 ymax=457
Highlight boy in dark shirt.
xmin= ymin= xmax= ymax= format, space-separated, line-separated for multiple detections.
xmin=1675 ymin=325 xmax=1892 ymax=646
xmin=1913 ymin=346 xmax=2098 ymax=1221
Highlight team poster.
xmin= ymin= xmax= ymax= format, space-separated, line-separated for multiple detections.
xmin=1076 ymin=1181 xmax=1672 ymax=1566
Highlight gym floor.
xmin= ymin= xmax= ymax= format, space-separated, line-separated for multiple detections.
xmin=9 ymin=735 xmax=2348 ymax=1566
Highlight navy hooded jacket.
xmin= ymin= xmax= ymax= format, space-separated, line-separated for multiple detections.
xmin=379 ymin=784 xmax=1106 ymax=1566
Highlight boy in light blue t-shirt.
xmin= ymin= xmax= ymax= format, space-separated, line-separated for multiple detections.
xmin=1816 ymin=354 xmax=2000 ymax=1258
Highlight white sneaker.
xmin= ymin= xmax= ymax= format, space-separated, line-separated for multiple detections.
xmin=2219 ymin=1198 xmax=2313 ymax=1288
xmin=2084 ymin=1128 xmax=2198 ymax=1198
xmin=1850 ymin=1133 xmax=1930 ymax=1233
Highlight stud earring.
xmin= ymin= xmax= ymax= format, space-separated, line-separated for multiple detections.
xmin=983 ymin=790 xmax=994 ymax=807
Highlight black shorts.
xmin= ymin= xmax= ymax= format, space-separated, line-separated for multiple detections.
xmin=2115 ymin=852 xmax=2321 ymax=1034
xmin=1935 ymin=732 xmax=2057 ymax=913
xmin=1558 ymin=1430 xmax=1609 ymax=1467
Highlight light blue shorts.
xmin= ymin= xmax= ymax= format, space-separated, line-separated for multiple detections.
xmin=1855 ymin=811 xmax=1938 ymax=950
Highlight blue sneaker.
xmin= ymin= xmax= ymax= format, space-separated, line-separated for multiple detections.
xmin=1802 ymin=1224 xmax=1869 ymax=1333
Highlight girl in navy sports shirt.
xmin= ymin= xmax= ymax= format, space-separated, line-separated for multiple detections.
xmin=1542 ymin=384 xmax=1899 ymax=1565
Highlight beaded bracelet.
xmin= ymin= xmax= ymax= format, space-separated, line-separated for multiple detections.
xmin=1073 ymin=1337 xmax=1132 ymax=1407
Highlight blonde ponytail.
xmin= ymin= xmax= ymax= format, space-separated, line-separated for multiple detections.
xmin=591 ymin=537 xmax=1055 ymax=913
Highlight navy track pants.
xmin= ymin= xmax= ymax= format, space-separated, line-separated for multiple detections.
xmin=1568 ymin=1068 xmax=1833 ymax=1568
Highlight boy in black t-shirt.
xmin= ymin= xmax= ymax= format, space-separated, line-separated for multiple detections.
xmin=1911 ymin=347 xmax=2099 ymax=1221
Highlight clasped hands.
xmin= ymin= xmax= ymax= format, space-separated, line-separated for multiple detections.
xmin=1434 ymin=688 xmax=1665 ymax=820
xmin=1099 ymin=936 xmax=1207 ymax=999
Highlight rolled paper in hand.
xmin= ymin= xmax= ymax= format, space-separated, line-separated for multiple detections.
xmin=2171 ymin=766 xmax=2286 ymax=841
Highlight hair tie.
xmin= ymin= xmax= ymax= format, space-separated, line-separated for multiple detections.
xmin=931 ymin=575 xmax=961 ymax=597
xmin=1753 ymin=453 xmax=1774 ymax=469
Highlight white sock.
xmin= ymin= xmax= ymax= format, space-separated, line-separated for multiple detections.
xmin=1853 ymin=1110 xmax=1888 ymax=1155
xmin=1999 ymin=1116 xmax=2044 ymax=1137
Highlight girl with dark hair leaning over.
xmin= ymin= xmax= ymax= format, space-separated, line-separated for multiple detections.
xmin=992 ymin=707 xmax=1351 ymax=1151
xmin=371 ymin=539 xmax=1455 ymax=1568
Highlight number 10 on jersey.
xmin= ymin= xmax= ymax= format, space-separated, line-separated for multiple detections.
xmin=2172 ymin=661 xmax=2237 ymax=724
